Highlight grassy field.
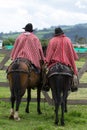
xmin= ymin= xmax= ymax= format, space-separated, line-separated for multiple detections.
xmin=0 ymin=55 xmax=87 ymax=130
xmin=0 ymin=102 xmax=87 ymax=130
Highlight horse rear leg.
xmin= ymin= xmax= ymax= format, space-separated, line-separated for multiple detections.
xmin=61 ymin=87 xmax=69 ymax=125
xmin=51 ymin=86 xmax=60 ymax=125
xmin=9 ymin=94 xmax=15 ymax=119
xmin=64 ymin=99 xmax=67 ymax=113
xmin=14 ymin=96 xmax=22 ymax=121
xmin=37 ymin=87 xmax=42 ymax=114
xmin=54 ymin=104 xmax=60 ymax=125
xmin=64 ymin=91 xmax=69 ymax=113
xmin=25 ymin=88 xmax=31 ymax=113
xmin=61 ymin=100 xmax=65 ymax=126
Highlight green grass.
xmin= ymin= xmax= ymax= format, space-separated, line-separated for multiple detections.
xmin=0 ymin=102 xmax=87 ymax=130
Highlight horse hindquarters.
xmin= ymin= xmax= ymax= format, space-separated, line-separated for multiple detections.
xmin=49 ymin=75 xmax=62 ymax=125
xmin=7 ymin=59 xmax=42 ymax=120
xmin=49 ymin=75 xmax=69 ymax=126
xmin=8 ymin=72 xmax=28 ymax=120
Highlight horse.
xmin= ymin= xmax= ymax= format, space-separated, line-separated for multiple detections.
xmin=45 ymin=63 xmax=73 ymax=126
xmin=6 ymin=58 xmax=43 ymax=121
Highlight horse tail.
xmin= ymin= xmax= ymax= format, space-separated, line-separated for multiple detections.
xmin=57 ymin=75 xmax=68 ymax=91
xmin=12 ymin=62 xmax=21 ymax=98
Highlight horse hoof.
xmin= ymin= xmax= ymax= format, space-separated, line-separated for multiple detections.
xmin=38 ymin=111 xmax=42 ymax=114
xmin=26 ymin=111 xmax=29 ymax=113
xmin=61 ymin=121 xmax=65 ymax=126
xmin=55 ymin=123 xmax=58 ymax=126
xmin=54 ymin=121 xmax=58 ymax=126
xmin=64 ymin=110 xmax=67 ymax=113
xmin=25 ymin=109 xmax=29 ymax=113
xmin=14 ymin=117 xmax=20 ymax=121
xmin=9 ymin=115 xmax=14 ymax=120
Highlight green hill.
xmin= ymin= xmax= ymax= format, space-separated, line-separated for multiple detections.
xmin=0 ymin=23 xmax=87 ymax=43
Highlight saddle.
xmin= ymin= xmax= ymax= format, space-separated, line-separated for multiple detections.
xmin=47 ymin=63 xmax=74 ymax=78
xmin=7 ymin=58 xmax=40 ymax=74
xmin=42 ymin=63 xmax=74 ymax=92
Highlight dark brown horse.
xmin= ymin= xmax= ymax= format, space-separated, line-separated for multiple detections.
xmin=7 ymin=58 xmax=42 ymax=121
xmin=45 ymin=63 xmax=73 ymax=126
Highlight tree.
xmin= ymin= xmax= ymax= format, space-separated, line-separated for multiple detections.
xmin=2 ymin=37 xmax=15 ymax=46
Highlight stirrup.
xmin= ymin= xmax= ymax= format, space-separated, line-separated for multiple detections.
xmin=71 ymin=87 xmax=78 ymax=92
xmin=42 ymin=85 xmax=50 ymax=92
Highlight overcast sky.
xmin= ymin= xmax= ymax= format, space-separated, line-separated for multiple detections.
xmin=0 ymin=0 xmax=87 ymax=33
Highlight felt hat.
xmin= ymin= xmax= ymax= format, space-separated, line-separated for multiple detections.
xmin=54 ymin=27 xmax=64 ymax=36
xmin=23 ymin=23 xmax=34 ymax=32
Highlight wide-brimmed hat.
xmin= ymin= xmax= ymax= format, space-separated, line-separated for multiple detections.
xmin=22 ymin=23 xmax=34 ymax=32
xmin=54 ymin=27 xmax=64 ymax=36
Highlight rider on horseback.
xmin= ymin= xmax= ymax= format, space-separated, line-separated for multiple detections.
xmin=43 ymin=27 xmax=79 ymax=92
xmin=10 ymin=23 xmax=45 ymax=73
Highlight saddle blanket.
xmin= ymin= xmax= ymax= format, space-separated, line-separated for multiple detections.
xmin=47 ymin=63 xmax=74 ymax=78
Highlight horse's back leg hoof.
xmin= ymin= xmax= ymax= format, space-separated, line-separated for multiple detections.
xmin=64 ymin=109 xmax=67 ymax=113
xmin=61 ymin=120 xmax=65 ymax=126
xmin=9 ymin=108 xmax=14 ymax=120
xmin=61 ymin=122 xmax=65 ymax=126
xmin=25 ymin=108 xmax=29 ymax=113
xmin=14 ymin=117 xmax=20 ymax=121
xmin=9 ymin=115 xmax=14 ymax=120
xmin=38 ymin=111 xmax=42 ymax=114
xmin=14 ymin=111 xmax=20 ymax=121
xmin=38 ymin=110 xmax=42 ymax=114
xmin=54 ymin=121 xmax=58 ymax=126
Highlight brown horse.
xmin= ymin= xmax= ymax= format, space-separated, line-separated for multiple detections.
xmin=7 ymin=58 xmax=42 ymax=121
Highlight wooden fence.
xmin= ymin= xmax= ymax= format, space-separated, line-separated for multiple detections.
xmin=0 ymin=49 xmax=87 ymax=105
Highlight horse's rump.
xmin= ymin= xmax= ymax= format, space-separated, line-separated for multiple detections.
xmin=7 ymin=58 xmax=41 ymax=89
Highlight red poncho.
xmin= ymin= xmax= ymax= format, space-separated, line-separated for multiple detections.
xmin=11 ymin=32 xmax=44 ymax=69
xmin=46 ymin=34 xmax=78 ymax=75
